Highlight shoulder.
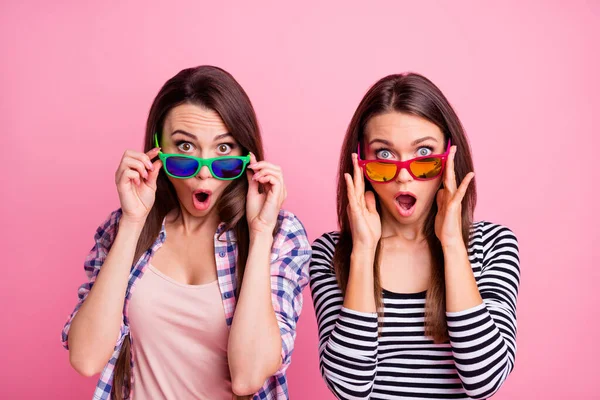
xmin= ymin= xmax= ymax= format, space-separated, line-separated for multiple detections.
xmin=309 ymin=231 xmax=340 ymax=272
xmin=272 ymin=209 xmax=311 ymax=255
xmin=312 ymin=231 xmax=340 ymax=253
xmin=470 ymin=221 xmax=519 ymax=249
xmin=276 ymin=209 xmax=308 ymax=239
xmin=471 ymin=221 xmax=520 ymax=276
xmin=274 ymin=209 xmax=310 ymax=248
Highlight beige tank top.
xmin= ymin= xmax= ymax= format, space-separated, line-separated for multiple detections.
xmin=128 ymin=263 xmax=232 ymax=399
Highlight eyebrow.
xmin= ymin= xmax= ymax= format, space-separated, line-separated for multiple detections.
xmin=411 ymin=136 xmax=439 ymax=146
xmin=368 ymin=136 xmax=439 ymax=147
xmin=171 ymin=130 xmax=197 ymax=140
xmin=170 ymin=130 xmax=233 ymax=142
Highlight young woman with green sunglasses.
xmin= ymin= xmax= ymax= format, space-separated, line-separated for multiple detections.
xmin=62 ymin=66 xmax=311 ymax=400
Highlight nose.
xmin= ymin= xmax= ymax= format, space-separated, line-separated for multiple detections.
xmin=395 ymin=166 xmax=413 ymax=183
xmin=196 ymin=165 xmax=212 ymax=180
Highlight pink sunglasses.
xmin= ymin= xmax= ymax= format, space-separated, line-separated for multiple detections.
xmin=357 ymin=140 xmax=451 ymax=183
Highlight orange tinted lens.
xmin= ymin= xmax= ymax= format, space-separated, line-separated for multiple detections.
xmin=365 ymin=162 xmax=397 ymax=182
xmin=410 ymin=157 xmax=442 ymax=179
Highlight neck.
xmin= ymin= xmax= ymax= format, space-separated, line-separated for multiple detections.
xmin=379 ymin=204 xmax=428 ymax=246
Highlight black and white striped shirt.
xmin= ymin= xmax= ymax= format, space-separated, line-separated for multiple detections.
xmin=309 ymin=222 xmax=520 ymax=399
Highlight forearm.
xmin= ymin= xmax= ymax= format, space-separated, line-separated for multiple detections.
xmin=443 ymin=242 xmax=482 ymax=312
xmin=68 ymin=218 xmax=143 ymax=375
xmin=343 ymin=246 xmax=377 ymax=313
xmin=444 ymin=227 xmax=520 ymax=398
xmin=228 ymin=232 xmax=281 ymax=395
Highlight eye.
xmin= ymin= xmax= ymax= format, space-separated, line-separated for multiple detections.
xmin=217 ymin=143 xmax=233 ymax=155
xmin=176 ymin=141 xmax=195 ymax=153
xmin=417 ymin=146 xmax=433 ymax=157
xmin=375 ymin=149 xmax=393 ymax=159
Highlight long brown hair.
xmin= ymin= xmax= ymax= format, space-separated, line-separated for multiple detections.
xmin=334 ymin=73 xmax=477 ymax=343
xmin=111 ymin=65 xmax=264 ymax=399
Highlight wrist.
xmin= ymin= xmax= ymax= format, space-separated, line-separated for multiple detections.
xmin=250 ymin=230 xmax=275 ymax=245
xmin=351 ymin=246 xmax=377 ymax=265
xmin=352 ymin=241 xmax=378 ymax=255
xmin=441 ymin=240 xmax=467 ymax=254
xmin=119 ymin=216 xmax=147 ymax=233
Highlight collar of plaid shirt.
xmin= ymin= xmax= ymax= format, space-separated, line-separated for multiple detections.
xmin=62 ymin=208 xmax=311 ymax=400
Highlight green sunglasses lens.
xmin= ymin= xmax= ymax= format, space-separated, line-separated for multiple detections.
xmin=212 ymin=158 xmax=245 ymax=179
xmin=165 ymin=156 xmax=199 ymax=178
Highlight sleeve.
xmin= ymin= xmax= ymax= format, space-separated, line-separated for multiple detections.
xmin=309 ymin=232 xmax=378 ymax=400
xmin=269 ymin=211 xmax=312 ymax=375
xmin=446 ymin=223 xmax=520 ymax=399
xmin=61 ymin=209 xmax=127 ymax=350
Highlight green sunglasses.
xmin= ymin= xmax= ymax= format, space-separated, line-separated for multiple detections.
xmin=154 ymin=133 xmax=250 ymax=180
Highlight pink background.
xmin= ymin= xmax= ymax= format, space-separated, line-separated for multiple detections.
xmin=2 ymin=1 xmax=599 ymax=399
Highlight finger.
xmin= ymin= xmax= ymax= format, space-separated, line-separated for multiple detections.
xmin=256 ymin=174 xmax=281 ymax=191
xmin=453 ymin=172 xmax=475 ymax=203
xmin=125 ymin=150 xmax=156 ymax=171
xmin=436 ymin=188 xmax=445 ymax=210
xmin=364 ymin=191 xmax=377 ymax=214
xmin=344 ymin=173 xmax=359 ymax=210
xmin=444 ymin=146 xmax=458 ymax=193
xmin=352 ymin=153 xmax=365 ymax=207
xmin=255 ymin=174 xmax=282 ymax=194
xmin=145 ymin=159 xmax=163 ymax=189
xmin=122 ymin=169 xmax=141 ymax=187
xmin=246 ymin=167 xmax=260 ymax=195
xmin=248 ymin=160 xmax=281 ymax=172
xmin=145 ymin=147 xmax=161 ymax=169
xmin=248 ymin=152 xmax=258 ymax=166
xmin=252 ymin=167 xmax=283 ymax=182
xmin=123 ymin=158 xmax=149 ymax=180
xmin=257 ymin=175 xmax=284 ymax=206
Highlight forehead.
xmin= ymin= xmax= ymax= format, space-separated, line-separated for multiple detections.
xmin=364 ymin=112 xmax=443 ymax=144
xmin=163 ymin=103 xmax=228 ymax=137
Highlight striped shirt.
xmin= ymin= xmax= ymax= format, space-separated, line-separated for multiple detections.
xmin=309 ymin=222 xmax=519 ymax=399
xmin=62 ymin=208 xmax=311 ymax=400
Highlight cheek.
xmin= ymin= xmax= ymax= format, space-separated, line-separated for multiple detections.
xmin=420 ymin=180 xmax=442 ymax=204
xmin=370 ymin=184 xmax=396 ymax=203
xmin=168 ymin=177 xmax=194 ymax=196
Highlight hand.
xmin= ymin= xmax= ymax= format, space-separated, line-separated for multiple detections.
xmin=345 ymin=153 xmax=381 ymax=250
xmin=115 ymin=147 xmax=162 ymax=224
xmin=246 ymin=153 xmax=287 ymax=236
xmin=435 ymin=146 xmax=475 ymax=247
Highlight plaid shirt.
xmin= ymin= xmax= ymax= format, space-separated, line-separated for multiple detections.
xmin=62 ymin=208 xmax=311 ymax=400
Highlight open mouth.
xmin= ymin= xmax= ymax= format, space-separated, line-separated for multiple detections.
xmin=195 ymin=192 xmax=209 ymax=203
xmin=192 ymin=190 xmax=212 ymax=211
xmin=394 ymin=192 xmax=417 ymax=217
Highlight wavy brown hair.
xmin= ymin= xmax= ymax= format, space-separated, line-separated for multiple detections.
xmin=334 ymin=73 xmax=477 ymax=343
xmin=111 ymin=65 xmax=264 ymax=399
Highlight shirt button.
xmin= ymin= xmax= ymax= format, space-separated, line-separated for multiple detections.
xmin=219 ymin=252 xmax=226 ymax=258
xmin=224 ymin=292 xmax=231 ymax=299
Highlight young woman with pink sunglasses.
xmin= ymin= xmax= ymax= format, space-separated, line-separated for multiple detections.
xmin=309 ymin=73 xmax=520 ymax=399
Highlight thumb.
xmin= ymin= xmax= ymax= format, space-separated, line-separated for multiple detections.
xmin=365 ymin=191 xmax=377 ymax=214
xmin=246 ymin=153 xmax=259 ymax=195
xmin=146 ymin=159 xmax=162 ymax=190
xmin=436 ymin=189 xmax=445 ymax=209
xmin=246 ymin=169 xmax=260 ymax=195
